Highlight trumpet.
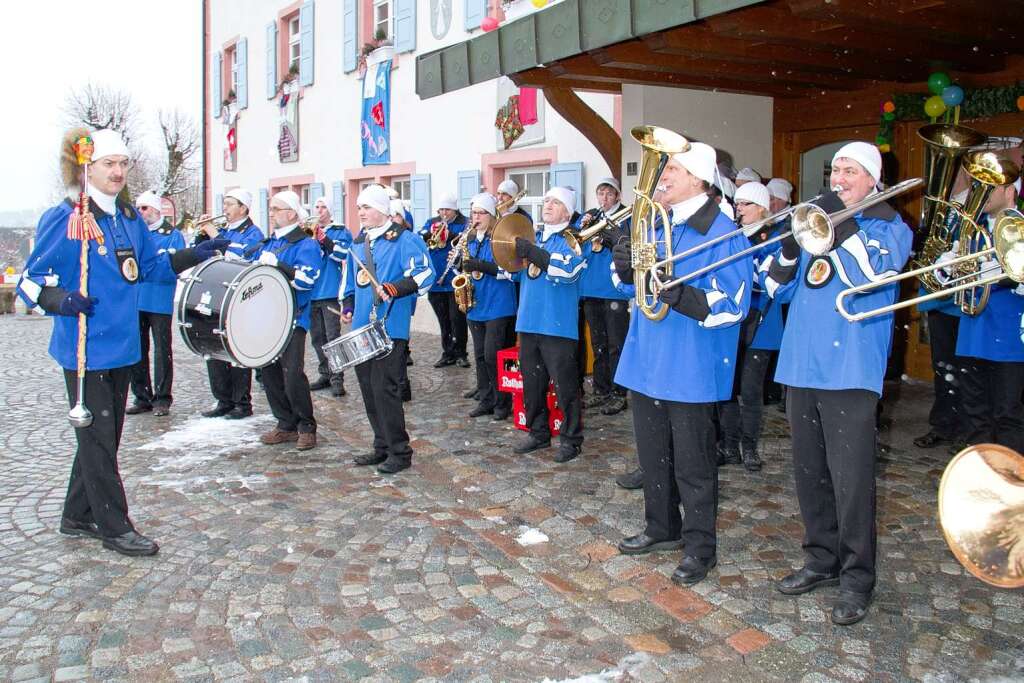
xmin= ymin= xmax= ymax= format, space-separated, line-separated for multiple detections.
xmin=426 ymin=218 xmax=449 ymax=250
xmin=182 ymin=214 xmax=228 ymax=232
xmin=301 ymin=216 xmax=322 ymax=237
xmin=575 ymin=205 xmax=632 ymax=253
xmin=835 ymin=208 xmax=1024 ymax=322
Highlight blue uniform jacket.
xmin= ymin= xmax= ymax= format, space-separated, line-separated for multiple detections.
xmin=614 ymin=198 xmax=752 ymax=403
xmin=763 ymin=202 xmax=912 ymax=396
xmin=311 ymin=224 xmax=353 ymax=301
xmin=464 ymin=231 xmax=517 ymax=322
xmin=218 ymin=217 xmax=264 ymax=248
xmin=238 ymin=227 xmax=322 ymax=332
xmin=514 ymin=228 xmax=586 ymax=340
xmin=343 ymin=224 xmax=434 ymax=340
xmin=137 ymin=221 xmax=186 ymax=315
xmin=579 ymin=206 xmax=630 ymax=301
xmin=748 ymin=227 xmax=787 ymax=351
xmin=418 ymin=214 xmax=466 ymax=292
xmin=18 ymin=198 xmax=178 ymax=370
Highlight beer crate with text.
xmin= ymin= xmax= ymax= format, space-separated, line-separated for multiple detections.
xmin=497 ymin=346 xmax=564 ymax=436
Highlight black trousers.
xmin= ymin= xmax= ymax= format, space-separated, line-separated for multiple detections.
xmin=519 ymin=332 xmax=583 ymax=448
xmin=207 ymin=359 xmax=252 ymax=411
xmin=787 ymin=387 xmax=878 ymax=594
xmin=926 ymin=310 xmax=967 ymax=439
xmin=62 ymin=367 xmax=134 ymax=537
xmin=720 ymin=346 xmax=773 ymax=450
xmin=309 ymin=299 xmax=345 ymax=385
xmin=261 ymin=329 xmax=316 ymax=433
xmin=355 ymin=339 xmax=413 ymax=463
xmin=428 ymin=291 xmax=467 ymax=359
xmin=958 ymin=356 xmax=1024 ymax=452
xmin=582 ymin=298 xmax=629 ymax=396
xmin=469 ymin=317 xmax=514 ymax=411
xmin=129 ymin=311 xmax=174 ymax=407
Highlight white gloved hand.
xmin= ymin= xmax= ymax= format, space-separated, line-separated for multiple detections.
xmin=933 ymin=244 xmax=959 ymax=285
xmin=258 ymin=251 xmax=279 ymax=267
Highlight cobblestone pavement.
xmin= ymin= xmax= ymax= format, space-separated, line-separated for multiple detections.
xmin=1 ymin=313 xmax=1022 ymax=683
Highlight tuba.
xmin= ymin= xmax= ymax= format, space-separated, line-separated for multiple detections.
xmin=914 ymin=124 xmax=987 ymax=291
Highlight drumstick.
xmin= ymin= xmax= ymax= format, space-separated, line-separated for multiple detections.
xmin=349 ymin=249 xmax=382 ymax=290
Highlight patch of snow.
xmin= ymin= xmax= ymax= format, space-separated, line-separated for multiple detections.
xmin=516 ymin=526 xmax=549 ymax=546
xmin=539 ymin=653 xmax=653 ymax=683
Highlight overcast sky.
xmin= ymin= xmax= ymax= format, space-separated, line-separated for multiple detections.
xmin=1 ymin=1 xmax=202 ymax=216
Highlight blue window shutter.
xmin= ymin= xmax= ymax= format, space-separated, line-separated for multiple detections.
xmin=257 ymin=189 xmax=269 ymax=232
xmin=214 ymin=193 xmax=223 ymax=216
xmin=236 ymin=38 xmax=248 ymax=109
xmin=331 ymin=181 xmax=345 ymax=223
xmin=266 ymin=22 xmax=278 ymax=99
xmin=464 ymin=0 xmax=486 ymax=31
xmin=394 ymin=0 xmax=416 ymax=54
xmin=212 ymin=52 xmax=223 ymax=117
xmin=550 ymin=162 xmax=585 ymax=212
xmin=309 ymin=182 xmax=325 ymax=210
xmin=410 ymin=174 xmax=431 ymax=227
xmin=299 ymin=0 xmax=315 ymax=87
xmin=342 ymin=0 xmax=358 ymax=73
xmin=457 ymin=170 xmax=480 ymax=215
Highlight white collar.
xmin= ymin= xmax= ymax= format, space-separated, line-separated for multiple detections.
xmin=670 ymin=193 xmax=710 ymax=225
xmin=147 ymin=217 xmax=165 ymax=231
xmin=226 ymin=217 xmax=247 ymax=231
xmin=365 ymin=221 xmax=392 ymax=241
xmin=274 ymin=223 xmax=299 ymax=238
xmin=86 ymin=183 xmax=118 ymax=216
xmin=540 ymin=221 xmax=569 ymax=241
xmin=599 ymin=202 xmax=624 ymax=216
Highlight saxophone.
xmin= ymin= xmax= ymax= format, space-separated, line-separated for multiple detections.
xmin=451 ymin=233 xmax=475 ymax=313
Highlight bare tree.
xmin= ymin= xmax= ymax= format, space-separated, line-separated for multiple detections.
xmin=62 ymin=84 xmax=141 ymax=149
xmin=157 ymin=109 xmax=200 ymax=197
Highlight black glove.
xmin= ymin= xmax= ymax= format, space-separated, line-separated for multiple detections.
xmin=831 ymin=217 xmax=860 ymax=246
xmin=612 ymin=239 xmax=633 ymax=284
xmin=171 ymin=238 xmax=232 ymax=273
xmin=515 ymin=238 xmax=551 ymax=270
xmin=321 ymin=236 xmax=334 ymax=256
xmin=598 ymin=231 xmax=616 ymax=251
xmin=657 ymin=283 xmax=710 ymax=322
xmin=815 ymin=190 xmax=845 ymax=214
xmin=462 ymin=258 xmax=499 ymax=277
xmin=196 ymin=238 xmax=231 ymax=260
xmin=57 ymin=290 xmax=98 ymax=317
xmin=781 ymin=233 xmax=800 ymax=261
xmin=382 ymin=276 xmax=419 ymax=298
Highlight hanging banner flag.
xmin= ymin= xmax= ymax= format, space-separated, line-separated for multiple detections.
xmin=361 ymin=58 xmax=392 ymax=165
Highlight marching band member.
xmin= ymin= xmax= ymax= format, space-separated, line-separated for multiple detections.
xmin=512 ymin=186 xmax=586 ymax=463
xmin=236 ymin=191 xmax=322 ymax=451
xmin=497 ymin=179 xmax=532 ymax=221
xmin=735 ymin=167 xmax=762 ymax=188
xmin=578 ymin=177 xmax=630 ymax=416
xmin=126 ymin=191 xmax=184 ymax=417
xmin=419 ymin=193 xmax=470 ymax=369
xmin=308 ymin=197 xmax=353 ymax=398
xmin=342 ymin=185 xmax=434 ymax=474
xmin=18 ymin=128 xmax=229 ymax=556
xmin=460 ymin=193 xmax=517 ymax=420
xmin=763 ymin=142 xmax=912 ymax=625
xmin=613 ymin=143 xmax=752 ymax=587
xmin=199 ymin=188 xmax=263 ymax=419
xmin=954 ymin=176 xmax=1024 ymax=453
xmin=766 ymin=178 xmax=793 ymax=215
xmin=717 ymin=182 xmax=784 ymax=471
xmin=392 ymin=198 xmax=415 ymax=401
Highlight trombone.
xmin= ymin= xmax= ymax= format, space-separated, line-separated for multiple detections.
xmin=652 ymin=178 xmax=924 ymax=292
xmin=835 ymin=208 xmax=1024 ymax=322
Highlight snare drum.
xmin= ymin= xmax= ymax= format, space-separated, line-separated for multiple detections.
xmin=323 ymin=319 xmax=393 ymax=372
xmin=175 ymin=257 xmax=295 ymax=368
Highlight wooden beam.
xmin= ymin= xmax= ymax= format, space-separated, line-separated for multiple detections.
xmin=510 ymin=69 xmax=622 ymax=94
xmin=540 ymin=86 xmax=622 ymax=182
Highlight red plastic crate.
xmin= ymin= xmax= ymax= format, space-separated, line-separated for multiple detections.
xmin=499 ymin=346 xmax=565 ymax=436
xmin=511 ymin=392 xmax=564 ymax=435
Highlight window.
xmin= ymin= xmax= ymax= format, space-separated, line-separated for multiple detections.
xmin=391 ymin=177 xmax=411 ymax=201
xmin=288 ymin=15 xmax=301 ymax=73
xmin=228 ymin=48 xmax=238 ymax=95
xmin=373 ymin=0 xmax=391 ymax=40
xmin=506 ymin=167 xmax=550 ymax=223
xmin=299 ymin=184 xmax=311 ymax=208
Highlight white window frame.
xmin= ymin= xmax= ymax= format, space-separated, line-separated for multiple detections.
xmin=506 ymin=167 xmax=551 ymax=224
xmin=299 ymin=185 xmax=311 ymax=208
xmin=391 ymin=177 xmax=411 ymax=202
xmin=228 ymin=46 xmax=238 ymax=96
xmin=288 ymin=15 xmax=301 ymax=73
xmin=373 ymin=0 xmax=392 ymax=40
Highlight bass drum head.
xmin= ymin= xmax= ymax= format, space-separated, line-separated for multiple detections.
xmin=222 ymin=263 xmax=295 ymax=367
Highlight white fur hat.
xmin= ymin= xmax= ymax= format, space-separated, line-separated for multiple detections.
xmin=135 ymin=190 xmax=162 ymax=212
xmin=90 ymin=128 xmax=130 ymax=160
xmin=437 ymin=192 xmax=458 ymax=211
xmin=471 ymin=192 xmax=497 ymax=217
xmin=736 ymin=167 xmax=761 ymax=183
xmin=832 ymin=142 xmax=882 ymax=183
xmin=225 ymin=187 xmax=253 ymax=209
xmin=271 ymin=190 xmax=307 ymax=222
xmin=672 ymin=142 xmax=717 ymax=184
xmin=766 ymin=178 xmax=793 ymax=203
xmin=734 ymin=182 xmax=771 ymax=211
xmin=497 ymin=179 xmax=520 ymax=196
xmin=544 ymin=186 xmax=576 ymax=214
xmin=596 ymin=177 xmax=620 ymax=193
xmin=356 ymin=185 xmax=391 ymax=216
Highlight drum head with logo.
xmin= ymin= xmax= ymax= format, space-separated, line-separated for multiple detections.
xmin=223 ymin=264 xmax=295 ymax=367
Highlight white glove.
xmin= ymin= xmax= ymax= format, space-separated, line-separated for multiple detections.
xmin=258 ymin=251 xmax=279 ymax=267
xmin=933 ymin=244 xmax=958 ymax=285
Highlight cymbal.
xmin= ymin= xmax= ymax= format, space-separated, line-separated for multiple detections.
xmin=490 ymin=213 xmax=534 ymax=273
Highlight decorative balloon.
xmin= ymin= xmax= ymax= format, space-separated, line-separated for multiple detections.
xmin=941 ymin=85 xmax=964 ymax=107
xmin=928 ymin=72 xmax=951 ymax=95
xmin=531 ymin=0 xmax=549 ymax=7
xmin=481 ymin=16 xmax=499 ymax=31
xmin=882 ymin=101 xmax=896 ymax=114
xmin=1018 ymin=95 xmax=1024 ymax=112
xmin=924 ymin=95 xmax=947 ymax=119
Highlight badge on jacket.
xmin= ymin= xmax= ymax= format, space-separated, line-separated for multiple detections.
xmin=805 ymin=256 xmax=834 ymax=289
xmin=116 ymin=247 xmax=140 ymax=283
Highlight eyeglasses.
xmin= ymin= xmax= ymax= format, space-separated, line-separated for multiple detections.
xmin=735 ymin=201 xmax=754 ymax=208
xmin=268 ymin=207 xmax=293 ymax=213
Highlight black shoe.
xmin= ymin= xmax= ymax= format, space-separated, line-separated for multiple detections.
xmin=914 ymin=430 xmax=950 ymax=448
xmin=377 ymin=458 xmax=411 ymax=474
xmin=469 ymin=405 xmax=494 ymax=418
xmin=671 ymin=555 xmax=717 ymax=586
xmin=463 ymin=388 xmax=480 ymax=400
xmin=353 ymin=452 xmax=388 ymax=466
xmin=454 ymin=356 xmax=471 ymax=368
xmin=224 ymin=406 xmax=253 ymax=420
xmin=615 ymin=468 xmax=644 ymax=490
xmin=434 ymin=355 xmax=456 ymax=368
xmin=401 ymin=386 xmax=412 ymax=402
xmin=776 ymin=566 xmax=840 ymax=595
xmin=831 ymin=590 xmax=872 ymax=626
xmin=492 ymin=408 xmax=510 ymax=421
xmin=126 ymin=403 xmax=152 ymax=415
xmin=331 ymin=382 xmax=346 ymax=397
xmin=201 ymin=404 xmax=232 ymax=418
xmin=741 ymin=444 xmax=763 ymax=472
xmin=600 ymin=395 xmax=628 ymax=416
xmin=555 ymin=443 xmax=581 ymax=463
xmin=406 ymin=355 xmax=414 ymax=367
xmin=582 ymin=392 xmax=610 ymax=409
xmin=716 ymin=443 xmax=741 ymax=466
xmin=309 ymin=377 xmax=331 ymax=391
xmin=152 ymin=404 xmax=170 ymax=417
xmin=513 ymin=435 xmax=551 ymax=454
xmin=102 ymin=530 xmax=159 ymax=557
xmin=59 ymin=517 xmax=101 ymax=539
xmin=617 ymin=533 xmax=684 ymax=556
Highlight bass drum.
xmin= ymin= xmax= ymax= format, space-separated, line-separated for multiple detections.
xmin=175 ymin=257 xmax=295 ymax=368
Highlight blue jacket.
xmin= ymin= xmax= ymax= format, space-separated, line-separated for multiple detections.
xmin=418 ymin=214 xmax=467 ymax=292
xmin=762 ymin=202 xmax=912 ymax=396
xmin=217 ymin=217 xmax=265 ymax=248
xmin=464 ymin=230 xmax=517 ymax=322
xmin=514 ymin=228 xmax=586 ymax=340
xmin=18 ymin=198 xmax=178 ymax=370
xmin=342 ymin=224 xmax=434 ymax=340
xmin=238 ymin=226 xmax=322 ymax=332
xmin=614 ymin=198 xmax=752 ymax=403
xmin=579 ymin=205 xmax=630 ymax=301
xmin=957 ymin=286 xmax=1024 ymax=361
xmin=747 ymin=226 xmax=787 ymax=351
xmin=137 ymin=220 xmax=186 ymax=315
xmin=311 ymin=224 xmax=353 ymax=301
